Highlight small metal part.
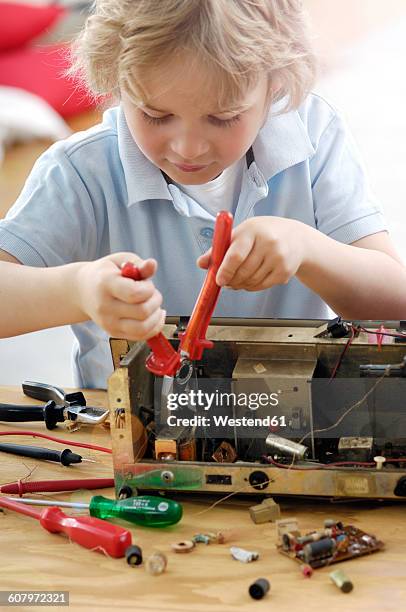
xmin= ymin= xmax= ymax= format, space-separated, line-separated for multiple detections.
xmin=171 ymin=540 xmax=195 ymax=553
xmin=175 ymin=359 xmax=193 ymax=385
xmin=276 ymin=518 xmax=299 ymax=545
xmin=329 ymin=569 xmax=353 ymax=593
xmin=338 ymin=437 xmax=374 ymax=462
xmin=118 ymin=486 xmax=134 ymax=500
xmin=160 ymin=470 xmax=175 ymax=484
xmin=155 ymin=439 xmax=177 ymax=460
xmin=230 ymin=546 xmax=259 ymax=563
xmin=249 ymin=498 xmax=281 ymax=524
xmin=192 ymin=534 xmax=211 ymax=545
xmin=145 ymin=552 xmax=167 ymax=576
xmin=249 ymin=578 xmax=270 ymax=600
xmin=374 ymin=456 xmax=386 ymax=470
xmin=265 ymin=433 xmax=308 ymax=460
xmin=212 ymin=441 xmax=237 ymax=463
xmin=300 ymin=564 xmax=313 ymax=578
xmin=125 ymin=545 xmax=143 ymax=566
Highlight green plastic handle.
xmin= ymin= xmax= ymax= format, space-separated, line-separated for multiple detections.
xmin=89 ymin=495 xmax=183 ymax=527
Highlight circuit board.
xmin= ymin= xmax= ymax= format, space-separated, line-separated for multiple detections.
xmin=277 ymin=521 xmax=384 ymax=569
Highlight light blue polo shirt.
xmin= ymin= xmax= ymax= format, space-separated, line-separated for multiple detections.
xmin=0 ymin=94 xmax=386 ymax=388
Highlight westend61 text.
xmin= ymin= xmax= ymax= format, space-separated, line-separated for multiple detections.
xmin=167 ymin=414 xmax=287 ymax=428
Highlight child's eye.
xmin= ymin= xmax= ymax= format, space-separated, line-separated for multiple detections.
xmin=141 ymin=112 xmax=171 ymax=125
xmin=140 ymin=110 xmax=241 ymax=128
xmin=208 ymin=115 xmax=241 ymax=128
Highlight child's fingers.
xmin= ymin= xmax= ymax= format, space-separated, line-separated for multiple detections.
xmin=216 ymin=236 xmax=253 ymax=286
xmin=113 ymin=290 xmax=163 ymax=320
xmin=226 ymin=249 xmax=265 ymax=289
xmin=197 ymin=249 xmax=212 ymax=269
xmin=117 ymin=306 xmax=166 ymax=341
xmin=137 ymin=258 xmax=158 ymax=279
xmin=110 ymin=273 xmax=160 ymax=303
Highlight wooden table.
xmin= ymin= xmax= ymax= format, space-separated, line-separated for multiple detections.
xmin=0 ymin=386 xmax=405 ymax=612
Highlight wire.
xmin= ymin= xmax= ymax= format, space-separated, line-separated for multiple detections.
xmin=0 ymin=431 xmax=111 ymax=454
xmin=329 ymin=325 xmax=356 ymax=380
xmin=357 ymin=325 xmax=406 ymax=340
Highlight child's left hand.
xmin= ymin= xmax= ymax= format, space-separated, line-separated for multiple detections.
xmin=197 ymin=217 xmax=309 ymax=291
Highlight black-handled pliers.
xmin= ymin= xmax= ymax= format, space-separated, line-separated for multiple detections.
xmin=0 ymin=381 xmax=109 ymax=430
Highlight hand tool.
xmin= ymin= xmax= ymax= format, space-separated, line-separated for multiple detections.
xmin=0 ymin=381 xmax=109 ymax=430
xmin=5 ymin=494 xmax=183 ymax=527
xmin=0 ymin=496 xmax=132 ymax=557
xmin=0 ymin=442 xmax=94 ymax=466
xmin=121 ymin=210 xmax=233 ymax=382
xmin=0 ymin=478 xmax=115 ymax=495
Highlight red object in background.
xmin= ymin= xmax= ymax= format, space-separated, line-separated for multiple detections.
xmin=0 ymin=44 xmax=95 ymax=117
xmin=0 ymin=2 xmax=65 ymax=51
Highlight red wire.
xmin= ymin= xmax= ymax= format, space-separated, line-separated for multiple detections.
xmin=329 ymin=326 xmax=356 ymax=381
xmin=0 ymin=478 xmax=114 ymax=495
xmin=0 ymin=431 xmax=111 ymax=453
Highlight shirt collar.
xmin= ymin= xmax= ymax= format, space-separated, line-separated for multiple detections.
xmin=117 ymin=101 xmax=315 ymax=207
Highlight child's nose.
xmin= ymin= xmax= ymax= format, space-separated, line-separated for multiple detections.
xmin=170 ymin=132 xmax=210 ymax=161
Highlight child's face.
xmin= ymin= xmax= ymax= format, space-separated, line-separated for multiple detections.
xmin=121 ymin=53 xmax=270 ymax=184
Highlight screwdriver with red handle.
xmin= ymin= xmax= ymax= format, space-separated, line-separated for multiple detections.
xmin=0 ymin=496 xmax=132 ymax=558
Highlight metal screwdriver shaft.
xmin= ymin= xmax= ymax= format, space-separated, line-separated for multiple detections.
xmin=5 ymin=494 xmax=183 ymax=527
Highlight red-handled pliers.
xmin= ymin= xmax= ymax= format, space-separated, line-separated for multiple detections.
xmin=121 ymin=210 xmax=233 ymax=380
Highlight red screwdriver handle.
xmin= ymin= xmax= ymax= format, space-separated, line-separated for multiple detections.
xmin=179 ymin=211 xmax=233 ymax=361
xmin=120 ymin=262 xmax=181 ymax=376
xmin=40 ymin=506 xmax=132 ymax=558
xmin=0 ymin=497 xmax=132 ymax=558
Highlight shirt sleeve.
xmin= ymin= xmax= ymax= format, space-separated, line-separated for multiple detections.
xmin=310 ymin=112 xmax=387 ymax=244
xmin=0 ymin=143 xmax=98 ymax=266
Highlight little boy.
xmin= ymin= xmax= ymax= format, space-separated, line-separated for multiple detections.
xmin=0 ymin=0 xmax=405 ymax=388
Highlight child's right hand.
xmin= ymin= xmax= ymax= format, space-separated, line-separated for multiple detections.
xmin=75 ymin=253 xmax=165 ymax=340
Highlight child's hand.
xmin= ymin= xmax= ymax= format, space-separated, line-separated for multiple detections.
xmin=197 ymin=217 xmax=308 ymax=291
xmin=75 ymin=253 xmax=165 ymax=340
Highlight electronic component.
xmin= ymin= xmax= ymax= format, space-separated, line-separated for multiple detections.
xmin=277 ymin=520 xmax=383 ymax=569
xmin=171 ymin=540 xmax=195 ymax=553
xmin=125 ymin=545 xmax=143 ymax=566
xmin=249 ymin=498 xmax=281 ymax=524
xmin=249 ymin=578 xmax=270 ymax=600
xmin=230 ymin=547 xmax=259 ymax=563
xmin=329 ymin=569 xmax=353 ymax=593
xmin=337 ymin=437 xmax=374 ymax=462
xmin=265 ymin=434 xmax=308 ymax=460
xmin=145 ymin=552 xmax=167 ymax=575
xmin=109 ymin=319 xmax=406 ymax=500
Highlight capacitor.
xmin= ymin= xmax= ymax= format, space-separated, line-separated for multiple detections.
xmin=265 ymin=433 xmax=309 ymax=460
xmin=329 ymin=569 xmax=353 ymax=593
xmin=303 ymin=538 xmax=336 ymax=563
xmin=249 ymin=578 xmax=270 ymax=600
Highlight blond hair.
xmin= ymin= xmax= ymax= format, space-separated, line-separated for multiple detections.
xmin=69 ymin=0 xmax=317 ymax=112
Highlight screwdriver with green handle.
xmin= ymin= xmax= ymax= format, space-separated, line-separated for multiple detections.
xmin=4 ymin=494 xmax=183 ymax=527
